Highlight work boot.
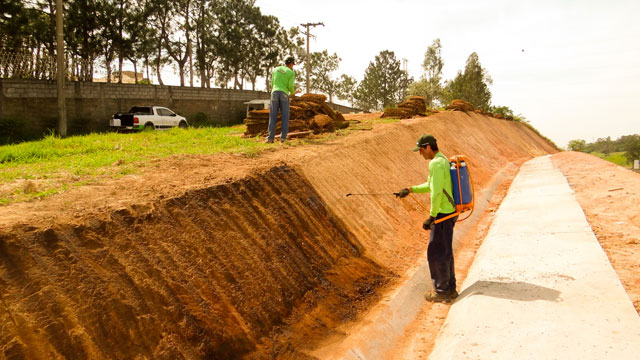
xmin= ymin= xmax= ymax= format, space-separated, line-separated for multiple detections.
xmin=424 ymin=290 xmax=458 ymax=303
xmin=265 ymin=138 xmax=274 ymax=144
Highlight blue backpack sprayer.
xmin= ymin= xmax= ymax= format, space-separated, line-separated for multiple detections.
xmin=410 ymin=155 xmax=475 ymax=224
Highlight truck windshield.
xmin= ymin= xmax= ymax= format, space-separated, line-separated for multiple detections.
xmin=129 ymin=106 xmax=152 ymax=115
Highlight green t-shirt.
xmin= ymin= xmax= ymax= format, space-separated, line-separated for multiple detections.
xmin=411 ymin=152 xmax=456 ymax=217
xmin=271 ymin=66 xmax=295 ymax=95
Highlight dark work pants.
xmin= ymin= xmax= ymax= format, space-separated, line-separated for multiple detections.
xmin=428 ymin=212 xmax=458 ymax=294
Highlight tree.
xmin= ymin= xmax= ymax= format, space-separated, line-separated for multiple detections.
xmin=120 ymin=0 xmax=149 ymax=84
xmin=263 ymin=26 xmax=304 ymax=91
xmin=568 ymin=139 xmax=587 ymax=152
xmin=336 ymin=74 xmax=357 ymax=107
xmin=441 ymin=52 xmax=492 ymax=110
xmin=622 ymin=135 xmax=640 ymax=162
xmin=423 ymin=38 xmax=443 ymax=83
xmin=147 ymin=0 xmax=172 ymax=85
xmin=163 ymin=0 xmax=192 ymax=86
xmin=0 ymin=0 xmax=24 ymax=52
xmin=1 ymin=0 xmax=57 ymax=79
xmin=594 ymin=136 xmax=614 ymax=156
xmin=128 ymin=2 xmax=156 ymax=84
xmin=193 ymin=0 xmax=219 ymax=88
xmin=310 ymin=50 xmax=340 ymax=102
xmin=65 ymin=0 xmax=102 ymax=81
xmin=213 ymin=0 xmax=267 ymax=89
xmin=241 ymin=12 xmax=281 ymax=91
xmin=354 ymin=50 xmax=410 ymax=112
xmin=409 ymin=38 xmax=443 ymax=108
xmin=112 ymin=0 xmax=133 ymax=83
xmin=97 ymin=1 xmax=119 ymax=83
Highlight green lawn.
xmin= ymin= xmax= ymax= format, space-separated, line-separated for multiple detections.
xmin=0 ymin=126 xmax=275 ymax=204
xmin=0 ymin=126 xmax=268 ymax=178
xmin=0 ymin=117 xmax=399 ymax=204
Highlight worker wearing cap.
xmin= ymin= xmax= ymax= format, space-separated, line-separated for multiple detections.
xmin=396 ymin=134 xmax=458 ymax=302
xmin=267 ymin=56 xmax=299 ymax=143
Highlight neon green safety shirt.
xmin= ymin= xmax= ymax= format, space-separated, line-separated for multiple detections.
xmin=271 ymin=66 xmax=295 ymax=95
xmin=411 ymin=152 xmax=456 ymax=217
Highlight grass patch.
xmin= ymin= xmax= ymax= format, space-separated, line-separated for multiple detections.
xmin=0 ymin=126 xmax=265 ymax=177
xmin=0 ymin=115 xmax=398 ymax=205
xmin=0 ymin=125 xmax=279 ymax=204
xmin=590 ymin=151 xmax=631 ymax=167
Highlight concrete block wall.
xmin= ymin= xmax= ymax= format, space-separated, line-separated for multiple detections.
xmin=0 ymin=79 xmax=359 ymax=142
xmin=0 ymin=79 xmax=271 ymax=137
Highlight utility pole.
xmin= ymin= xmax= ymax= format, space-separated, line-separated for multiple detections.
xmin=402 ymin=58 xmax=409 ymax=99
xmin=300 ymin=22 xmax=324 ymax=94
xmin=56 ymin=0 xmax=67 ymax=137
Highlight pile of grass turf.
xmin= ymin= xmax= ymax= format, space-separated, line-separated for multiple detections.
xmin=243 ymin=93 xmax=348 ymax=137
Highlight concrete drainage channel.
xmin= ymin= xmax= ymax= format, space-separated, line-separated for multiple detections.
xmin=315 ymin=163 xmax=517 ymax=359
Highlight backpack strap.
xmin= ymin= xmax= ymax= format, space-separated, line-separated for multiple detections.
xmin=436 ymin=153 xmax=456 ymax=208
xmin=443 ymin=188 xmax=456 ymax=208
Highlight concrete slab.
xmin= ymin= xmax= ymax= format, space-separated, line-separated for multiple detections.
xmin=429 ymin=155 xmax=640 ymax=359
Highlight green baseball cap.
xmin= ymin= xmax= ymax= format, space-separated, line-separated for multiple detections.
xmin=412 ymin=134 xmax=437 ymax=151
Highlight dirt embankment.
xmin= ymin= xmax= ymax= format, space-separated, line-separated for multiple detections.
xmin=0 ymin=167 xmax=391 ymax=359
xmin=0 ymin=112 xmax=557 ymax=359
xmin=298 ymin=111 xmax=557 ymax=274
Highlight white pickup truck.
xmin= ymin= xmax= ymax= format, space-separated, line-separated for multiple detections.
xmin=110 ymin=106 xmax=188 ymax=131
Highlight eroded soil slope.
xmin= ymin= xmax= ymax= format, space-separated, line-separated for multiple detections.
xmin=0 ymin=167 xmax=391 ymax=359
xmin=298 ymin=111 xmax=558 ymax=274
xmin=0 ymin=112 xmax=558 ymax=359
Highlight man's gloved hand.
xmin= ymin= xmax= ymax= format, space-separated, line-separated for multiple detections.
xmin=423 ymin=216 xmax=436 ymax=230
xmin=394 ymin=188 xmax=410 ymax=198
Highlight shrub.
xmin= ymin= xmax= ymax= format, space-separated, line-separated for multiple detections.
xmin=0 ymin=116 xmax=49 ymax=145
xmin=187 ymin=112 xmax=212 ymax=128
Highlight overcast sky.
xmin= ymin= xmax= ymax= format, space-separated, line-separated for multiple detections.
xmin=253 ymin=0 xmax=640 ymax=148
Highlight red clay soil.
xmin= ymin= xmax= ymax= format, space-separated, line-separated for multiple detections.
xmin=0 ymin=111 xmax=558 ymax=359
xmin=552 ymin=152 xmax=640 ymax=313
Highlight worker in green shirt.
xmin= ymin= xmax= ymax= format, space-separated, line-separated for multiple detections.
xmin=267 ymin=56 xmax=298 ymax=143
xmin=396 ymin=134 xmax=459 ymax=302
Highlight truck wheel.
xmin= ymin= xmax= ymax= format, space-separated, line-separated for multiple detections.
xmin=178 ymin=121 xmax=188 ymax=129
xmin=144 ymin=123 xmax=154 ymax=131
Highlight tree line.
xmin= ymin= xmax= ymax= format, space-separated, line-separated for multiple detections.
xmin=2 ymin=1 xmax=517 ymax=114
xmin=1 ymin=0 xmax=306 ymax=89
xmin=349 ymin=38 xmax=521 ymax=118
xmin=568 ymin=135 xmax=640 ymax=163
